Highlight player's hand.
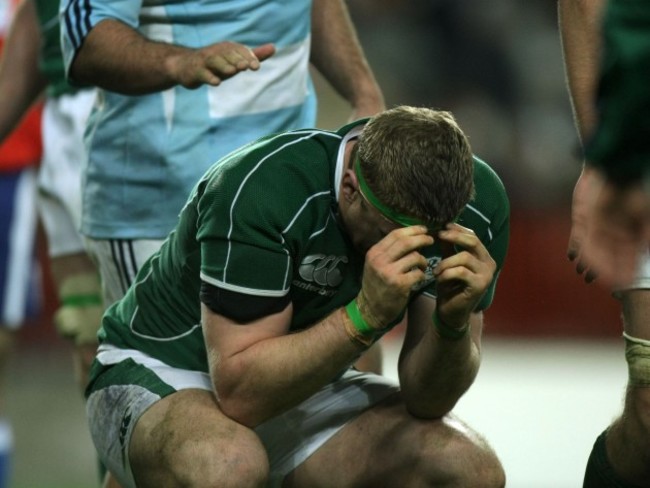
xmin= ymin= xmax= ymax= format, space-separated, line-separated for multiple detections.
xmin=434 ymin=223 xmax=495 ymax=329
xmin=567 ymin=166 xmax=599 ymax=283
xmin=171 ymin=42 xmax=276 ymax=89
xmin=357 ymin=225 xmax=433 ymax=330
xmin=579 ymin=172 xmax=650 ymax=287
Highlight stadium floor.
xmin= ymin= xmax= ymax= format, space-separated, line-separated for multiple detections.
xmin=6 ymin=335 xmax=625 ymax=488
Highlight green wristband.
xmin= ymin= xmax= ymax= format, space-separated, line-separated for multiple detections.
xmin=345 ymin=300 xmax=376 ymax=336
xmin=60 ymin=293 xmax=103 ymax=308
xmin=432 ymin=311 xmax=470 ymax=341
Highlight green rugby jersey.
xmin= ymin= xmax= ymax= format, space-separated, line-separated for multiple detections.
xmin=585 ymin=0 xmax=650 ymax=184
xmin=98 ymin=120 xmax=510 ymax=373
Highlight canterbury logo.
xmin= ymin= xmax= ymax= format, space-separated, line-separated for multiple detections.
xmin=298 ymin=254 xmax=348 ymax=287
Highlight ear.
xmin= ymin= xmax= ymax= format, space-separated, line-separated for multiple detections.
xmin=341 ymin=169 xmax=359 ymax=203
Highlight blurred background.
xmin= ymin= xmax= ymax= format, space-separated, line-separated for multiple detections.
xmin=5 ymin=1 xmax=627 ymax=487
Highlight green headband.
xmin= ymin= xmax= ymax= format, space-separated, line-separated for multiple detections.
xmin=354 ymin=156 xmax=430 ymax=227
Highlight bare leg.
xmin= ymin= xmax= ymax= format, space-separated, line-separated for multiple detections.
xmin=50 ymin=252 xmax=122 ymax=487
xmin=129 ymin=389 xmax=269 ymax=488
xmin=49 ymin=251 xmax=102 ymax=392
xmin=284 ymin=393 xmax=505 ymax=488
xmin=605 ymin=290 xmax=650 ymax=485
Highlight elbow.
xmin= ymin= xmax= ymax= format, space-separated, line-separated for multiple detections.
xmin=214 ymin=379 xmax=267 ymax=428
xmin=68 ymin=52 xmax=95 ymax=87
xmin=216 ymin=395 xmax=258 ymax=428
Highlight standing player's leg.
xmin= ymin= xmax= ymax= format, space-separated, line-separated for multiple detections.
xmin=38 ymin=91 xmax=102 ymax=392
xmin=584 ymin=282 xmax=650 ymax=487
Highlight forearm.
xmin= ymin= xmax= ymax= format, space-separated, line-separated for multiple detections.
xmin=0 ymin=0 xmax=46 ymax=142
xmin=212 ymin=307 xmax=367 ymax=427
xmin=558 ymin=0 xmax=607 ymax=142
xmin=310 ymin=0 xmax=384 ymax=116
xmin=70 ymin=19 xmax=189 ymax=95
xmin=398 ymin=308 xmax=481 ymax=419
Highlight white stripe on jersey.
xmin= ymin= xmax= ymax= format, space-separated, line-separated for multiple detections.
xmin=223 ymin=131 xmax=338 ymax=283
xmin=465 ymin=203 xmax=494 ymax=241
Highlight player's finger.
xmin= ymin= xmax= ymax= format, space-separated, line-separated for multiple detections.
xmin=205 ymin=55 xmax=238 ymax=77
xmin=567 ymin=234 xmax=580 ymax=262
xmin=584 ymin=268 xmax=598 ymax=283
xmin=434 ymin=250 xmax=491 ymax=281
xmin=194 ymin=68 xmax=222 ymax=87
xmin=222 ymin=49 xmax=255 ymax=71
xmin=394 ymin=250 xmax=429 ymax=275
xmin=438 ymin=224 xmax=490 ymax=261
xmin=252 ymin=43 xmax=276 ymax=63
xmin=375 ymin=226 xmax=433 ymax=259
xmin=435 ymin=265 xmax=482 ymax=294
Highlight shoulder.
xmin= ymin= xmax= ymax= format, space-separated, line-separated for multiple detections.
xmin=458 ymin=155 xmax=510 ymax=267
xmin=468 ymin=155 xmax=510 ymax=224
xmin=196 ymin=128 xmax=340 ymax=222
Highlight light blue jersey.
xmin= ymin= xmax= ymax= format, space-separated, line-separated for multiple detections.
xmin=60 ymin=0 xmax=317 ymax=239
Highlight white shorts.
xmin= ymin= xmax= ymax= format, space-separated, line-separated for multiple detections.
xmin=86 ymin=346 xmax=398 ymax=488
xmin=84 ymin=238 xmax=164 ymax=306
xmin=37 ymin=90 xmax=95 ymax=258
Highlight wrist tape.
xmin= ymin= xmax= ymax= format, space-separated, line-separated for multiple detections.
xmin=623 ymin=331 xmax=650 ymax=387
xmin=54 ymin=273 xmax=104 ymax=346
xmin=343 ymin=300 xmax=376 ymax=348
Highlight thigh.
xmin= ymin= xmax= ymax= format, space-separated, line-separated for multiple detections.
xmin=254 ymin=369 xmax=399 ymax=486
xmin=88 ymin=351 xmax=268 ymax=488
xmin=130 ymin=389 xmax=268 ymax=488
xmin=285 ymin=393 xmax=502 ymax=488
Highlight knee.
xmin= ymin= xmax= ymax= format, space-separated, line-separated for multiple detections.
xmin=418 ymin=417 xmax=505 ymax=488
xmin=167 ymin=434 xmax=269 ymax=488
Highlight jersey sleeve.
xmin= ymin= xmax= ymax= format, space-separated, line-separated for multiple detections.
xmin=196 ymin=167 xmax=294 ymax=297
xmin=195 ymin=137 xmax=330 ymax=297
xmin=60 ymin=0 xmax=143 ymax=78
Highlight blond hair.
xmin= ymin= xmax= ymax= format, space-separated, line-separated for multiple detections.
xmin=356 ymin=106 xmax=474 ymax=229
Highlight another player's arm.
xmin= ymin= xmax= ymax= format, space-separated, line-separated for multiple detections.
xmin=67 ymin=18 xmax=275 ymax=95
xmin=0 ymin=0 xmax=46 ymax=142
xmin=558 ymin=0 xmax=607 ymax=276
xmin=398 ymin=224 xmax=494 ymax=419
xmin=558 ymin=0 xmax=606 ymax=142
xmin=310 ymin=0 xmax=385 ymax=119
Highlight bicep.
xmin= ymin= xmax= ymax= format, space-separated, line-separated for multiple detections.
xmin=62 ymin=0 xmax=142 ymax=77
